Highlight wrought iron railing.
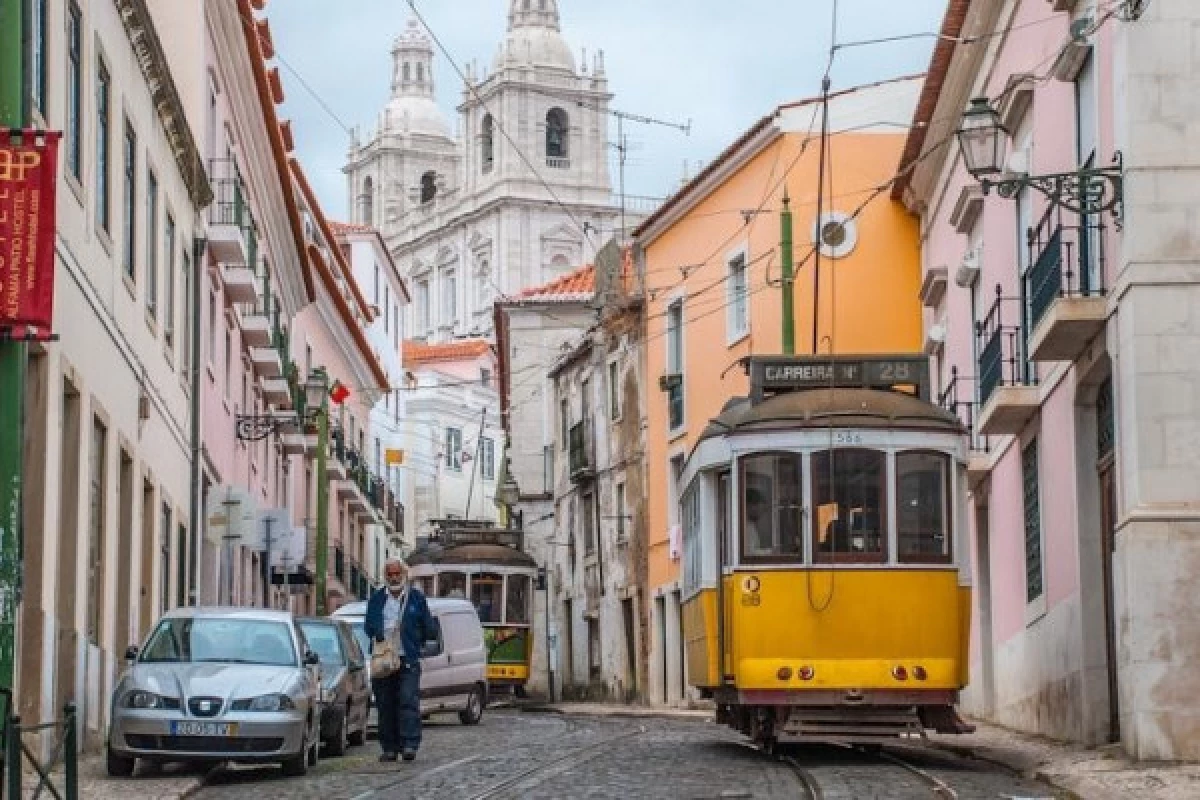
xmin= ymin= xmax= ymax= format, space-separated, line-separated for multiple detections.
xmin=569 ymin=421 xmax=592 ymax=478
xmin=2 ymin=691 xmax=78 ymax=800
xmin=334 ymin=547 xmax=345 ymax=582
xmin=1025 ymin=203 xmax=1107 ymax=331
xmin=939 ymin=366 xmax=990 ymax=454
xmin=976 ymin=285 xmax=1034 ymax=407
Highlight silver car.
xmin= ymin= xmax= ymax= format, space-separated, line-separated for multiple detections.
xmin=107 ymin=608 xmax=322 ymax=778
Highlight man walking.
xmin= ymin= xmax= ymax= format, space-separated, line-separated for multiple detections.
xmin=364 ymin=559 xmax=437 ymax=762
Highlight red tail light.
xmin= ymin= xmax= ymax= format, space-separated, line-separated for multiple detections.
xmin=892 ymin=666 xmax=909 ymax=681
xmin=797 ymin=666 xmax=815 ymax=681
xmin=777 ymin=666 xmax=793 ymax=681
xmin=912 ymin=665 xmax=928 ymax=681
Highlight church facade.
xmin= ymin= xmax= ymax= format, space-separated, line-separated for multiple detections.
xmin=344 ymin=0 xmax=621 ymax=344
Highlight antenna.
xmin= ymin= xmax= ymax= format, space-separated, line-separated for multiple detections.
xmin=608 ymin=107 xmax=692 ymax=241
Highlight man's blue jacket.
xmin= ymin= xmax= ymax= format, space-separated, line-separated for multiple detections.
xmin=363 ymin=586 xmax=437 ymax=664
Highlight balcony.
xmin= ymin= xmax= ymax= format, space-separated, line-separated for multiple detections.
xmin=208 ymin=159 xmax=253 ymax=266
xmin=281 ymin=431 xmax=306 ymax=456
xmin=976 ymin=288 xmax=1039 ymax=436
xmin=1025 ymin=207 xmax=1107 ymax=363
xmin=568 ymin=421 xmax=594 ymax=482
xmin=546 ymin=156 xmax=571 ymax=170
xmin=238 ymin=306 xmax=272 ymax=348
xmin=939 ymin=367 xmax=992 ymax=492
xmin=260 ymin=376 xmax=291 ymax=408
xmin=221 ymin=266 xmax=258 ymax=304
xmin=250 ymin=346 xmax=283 ymax=378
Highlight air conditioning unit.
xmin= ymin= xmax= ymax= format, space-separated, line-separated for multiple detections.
xmin=956 ymin=246 xmax=982 ymax=288
xmin=658 ymin=373 xmax=682 ymax=392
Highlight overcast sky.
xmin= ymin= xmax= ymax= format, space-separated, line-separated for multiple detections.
xmin=267 ymin=0 xmax=947 ymax=219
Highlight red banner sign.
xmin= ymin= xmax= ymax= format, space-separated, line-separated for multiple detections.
xmin=0 ymin=130 xmax=61 ymax=332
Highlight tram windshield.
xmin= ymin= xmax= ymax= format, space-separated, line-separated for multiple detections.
xmin=741 ymin=453 xmax=803 ymax=561
xmin=505 ymin=574 xmax=531 ymax=625
xmin=471 ymin=572 xmax=504 ymax=624
xmin=813 ymin=448 xmax=887 ymax=562
xmin=438 ymin=571 xmax=467 ymax=598
xmin=896 ymin=451 xmax=952 ymax=563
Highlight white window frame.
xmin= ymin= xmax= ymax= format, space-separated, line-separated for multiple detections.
xmin=445 ymin=427 xmax=463 ymax=471
xmin=665 ymin=295 xmax=686 ymax=436
xmin=607 ymin=357 xmax=621 ymax=422
xmin=725 ymin=243 xmax=750 ymax=345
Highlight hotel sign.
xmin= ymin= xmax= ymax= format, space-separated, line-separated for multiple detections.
xmin=747 ymin=354 xmax=931 ymax=401
xmin=0 ymin=131 xmax=60 ymax=332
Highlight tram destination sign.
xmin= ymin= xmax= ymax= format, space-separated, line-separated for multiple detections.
xmin=746 ymin=355 xmax=931 ymax=401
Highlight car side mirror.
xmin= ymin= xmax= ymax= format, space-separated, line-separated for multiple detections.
xmin=348 ymin=661 xmax=365 ymax=673
xmin=420 ymin=639 xmax=443 ymax=659
xmin=124 ymin=645 xmax=139 ymax=662
xmin=303 ymin=650 xmax=320 ymax=666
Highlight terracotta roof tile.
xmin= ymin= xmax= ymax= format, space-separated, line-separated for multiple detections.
xmin=404 ymin=339 xmax=492 ymax=367
xmin=329 ymin=220 xmax=375 ymax=235
xmin=510 ymin=264 xmax=595 ymax=304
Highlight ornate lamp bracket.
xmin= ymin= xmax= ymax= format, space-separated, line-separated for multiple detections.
xmin=235 ymin=414 xmax=295 ymax=442
xmin=982 ymin=152 xmax=1124 ymax=231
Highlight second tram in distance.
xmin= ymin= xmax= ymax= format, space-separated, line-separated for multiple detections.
xmin=679 ymin=355 xmax=975 ymax=747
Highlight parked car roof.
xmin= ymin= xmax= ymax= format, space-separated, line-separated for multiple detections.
xmin=160 ymin=606 xmax=295 ymax=623
xmin=329 ymin=597 xmax=478 ymax=617
xmin=331 ymin=601 xmax=367 ymax=618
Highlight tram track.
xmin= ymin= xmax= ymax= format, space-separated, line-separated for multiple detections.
xmin=740 ymin=742 xmax=823 ymax=799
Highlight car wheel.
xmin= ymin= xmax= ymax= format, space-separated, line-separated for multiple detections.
xmin=348 ymin=700 xmax=367 ymax=747
xmin=326 ymin=709 xmax=348 ymax=757
xmin=458 ymin=684 xmax=485 ymax=726
xmin=106 ymin=747 xmax=136 ymax=778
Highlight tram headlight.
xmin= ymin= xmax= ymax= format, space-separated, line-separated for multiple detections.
xmin=797 ymin=666 xmax=815 ymax=681
xmin=892 ymin=666 xmax=909 ymax=681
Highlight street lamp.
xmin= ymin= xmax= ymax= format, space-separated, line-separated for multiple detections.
xmin=957 ymin=96 xmax=1124 ymax=222
xmin=304 ymin=368 xmax=332 ymax=616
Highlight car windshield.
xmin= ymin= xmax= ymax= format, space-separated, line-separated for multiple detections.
xmin=299 ymin=622 xmax=345 ymax=666
xmin=140 ymin=617 xmax=298 ymax=667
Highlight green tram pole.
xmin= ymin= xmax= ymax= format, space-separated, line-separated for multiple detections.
xmin=780 ymin=190 xmax=796 ymax=355
xmin=311 ymin=369 xmax=330 ymax=616
xmin=0 ymin=0 xmax=28 ymax=700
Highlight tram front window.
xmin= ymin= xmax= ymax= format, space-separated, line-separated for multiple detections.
xmin=471 ymin=572 xmax=504 ymax=624
xmin=438 ymin=571 xmax=466 ymax=598
xmin=505 ymin=574 xmax=531 ymax=625
xmin=741 ymin=452 xmax=803 ymax=561
xmin=415 ymin=576 xmax=435 ymax=596
xmin=897 ymin=451 xmax=952 ymax=563
xmin=813 ymin=448 xmax=887 ymax=563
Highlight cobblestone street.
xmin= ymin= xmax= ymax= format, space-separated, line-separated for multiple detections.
xmin=178 ymin=710 xmax=1062 ymax=799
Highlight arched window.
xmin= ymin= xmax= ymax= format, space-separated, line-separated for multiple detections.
xmin=481 ymin=114 xmax=495 ymax=172
xmin=420 ymin=171 xmax=437 ymax=204
xmin=360 ymin=176 xmax=374 ymax=225
xmin=416 ymin=63 xmax=424 ymax=83
xmin=546 ymin=108 xmax=568 ymax=161
xmin=403 ymin=62 xmax=411 ymax=82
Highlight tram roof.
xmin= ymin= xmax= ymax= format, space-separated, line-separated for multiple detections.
xmin=697 ymin=387 xmax=963 ymax=442
xmin=408 ymin=542 xmax=539 ymax=569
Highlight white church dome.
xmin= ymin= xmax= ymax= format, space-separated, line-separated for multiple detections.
xmin=382 ymin=96 xmax=450 ymax=138
xmin=496 ymin=0 xmax=576 ymax=73
xmin=382 ymin=18 xmax=452 ymax=138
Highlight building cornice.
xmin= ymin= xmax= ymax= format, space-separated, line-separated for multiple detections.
xmin=114 ymin=0 xmax=212 ymax=208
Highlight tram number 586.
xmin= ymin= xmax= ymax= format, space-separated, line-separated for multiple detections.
xmin=833 ymin=431 xmax=863 ymax=446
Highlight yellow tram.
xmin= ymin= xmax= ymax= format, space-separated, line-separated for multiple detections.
xmin=679 ymin=355 xmax=974 ymax=746
xmin=408 ymin=521 xmax=538 ymax=695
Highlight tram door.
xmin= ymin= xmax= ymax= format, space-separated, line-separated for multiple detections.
xmin=717 ymin=470 xmax=732 ymax=680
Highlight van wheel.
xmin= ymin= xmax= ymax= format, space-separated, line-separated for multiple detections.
xmin=281 ymin=750 xmax=307 ymax=777
xmin=326 ymin=710 xmax=348 ymax=757
xmin=459 ymin=685 xmax=485 ymax=725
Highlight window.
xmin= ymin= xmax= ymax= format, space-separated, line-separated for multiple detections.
xmin=87 ymin=417 xmax=106 ymax=644
xmin=223 ymin=330 xmax=231 ymax=397
xmin=31 ymin=0 xmax=47 ymax=114
xmin=560 ymin=396 xmax=569 ymax=450
xmin=812 ymin=449 xmax=887 ymax=563
xmin=146 ymin=170 xmax=159 ymax=317
xmin=416 ymin=62 xmax=424 ymax=83
xmin=361 ymin=176 xmax=374 ymax=226
xmin=373 ymin=265 xmax=380 ymax=305
xmin=383 ymin=286 xmax=390 ymax=333
xmin=740 ymin=452 xmax=803 ymax=561
xmin=95 ymin=57 xmax=111 ymax=233
xmin=470 ymin=572 xmax=503 ymax=624
xmin=123 ymin=122 xmax=137 ymax=279
xmin=481 ymin=437 xmax=495 ymax=481
xmin=445 ymin=427 xmax=462 ymax=470
xmin=682 ymin=483 xmax=702 ymax=590
xmin=666 ymin=300 xmax=684 ymax=431
xmin=402 ymin=62 xmax=411 ymax=82
xmin=588 ymin=618 xmax=601 ymax=679
xmin=175 ymin=524 xmax=187 ymax=608
xmin=420 ymin=171 xmax=437 ymax=204
xmin=615 ymin=482 xmax=626 ymax=541
xmin=164 ymin=213 xmax=176 ymax=346
xmin=441 ymin=270 xmax=457 ymax=324
xmin=1022 ymin=438 xmax=1043 ymax=603
xmin=417 ymin=280 xmax=430 ymax=331
xmin=481 ymin=113 xmax=495 ymax=172
xmin=393 ymin=304 xmax=400 ymax=349
xmin=480 ymin=368 xmax=492 ymax=388
xmin=1075 ymin=52 xmax=1101 ymax=294
xmin=896 ymin=452 xmax=952 ymax=563
xmin=207 ymin=289 xmax=216 ymax=364
xmin=437 ymin=571 xmax=466 ymax=598
xmin=608 ymin=361 xmax=621 ymax=420
xmin=505 ymin=575 xmax=531 ymax=625
xmin=727 ymin=251 xmax=749 ymax=340
xmin=546 ymin=108 xmax=568 ymax=160
xmin=160 ymin=504 xmax=172 ymax=613
xmin=66 ymin=2 xmax=83 ymax=181
xmin=182 ymin=250 xmax=192 ymax=372
xmin=582 ymin=490 xmax=596 ymax=555
xmin=581 ymin=377 xmax=591 ymax=424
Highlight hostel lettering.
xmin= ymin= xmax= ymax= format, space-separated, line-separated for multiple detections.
xmin=0 ymin=131 xmax=60 ymax=331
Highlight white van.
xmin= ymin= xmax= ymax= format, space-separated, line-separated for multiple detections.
xmin=331 ymin=596 xmax=487 ymax=725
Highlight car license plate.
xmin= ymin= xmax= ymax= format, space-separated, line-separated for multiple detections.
xmin=170 ymin=721 xmax=237 ymax=737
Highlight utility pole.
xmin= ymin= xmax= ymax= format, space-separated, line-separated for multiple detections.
xmin=0 ymin=0 xmax=24 ymax=699
xmin=780 ymin=190 xmax=796 ymax=355
xmin=312 ymin=368 xmax=331 ymax=616
xmin=464 ymin=408 xmax=486 ymax=521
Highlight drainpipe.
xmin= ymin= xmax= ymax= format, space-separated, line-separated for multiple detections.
xmin=189 ymin=235 xmax=207 ymax=605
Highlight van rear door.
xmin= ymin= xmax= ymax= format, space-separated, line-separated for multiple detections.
xmin=443 ymin=611 xmax=486 ymax=705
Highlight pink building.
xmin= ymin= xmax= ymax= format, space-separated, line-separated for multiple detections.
xmin=900 ymin=0 xmax=1200 ymax=760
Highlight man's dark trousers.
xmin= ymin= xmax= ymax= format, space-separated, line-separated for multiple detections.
xmin=373 ymin=664 xmax=421 ymax=754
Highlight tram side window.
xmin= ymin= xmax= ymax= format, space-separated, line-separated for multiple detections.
xmin=471 ymin=572 xmax=504 ymax=624
xmin=438 ymin=571 xmax=467 ymax=598
xmin=812 ymin=449 xmax=887 ymax=563
xmin=506 ymin=574 xmax=531 ymax=625
xmin=740 ymin=453 xmax=803 ymax=562
xmin=415 ymin=576 xmax=435 ymax=596
xmin=897 ymin=451 xmax=952 ymax=563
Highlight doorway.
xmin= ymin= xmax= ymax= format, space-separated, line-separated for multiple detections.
xmin=1096 ymin=376 xmax=1120 ymax=743
xmin=622 ymin=597 xmax=638 ymax=698
xmin=974 ymin=497 xmax=996 ymax=716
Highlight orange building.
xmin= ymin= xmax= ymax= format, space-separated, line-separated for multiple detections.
xmin=633 ymin=75 xmax=926 ymax=706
